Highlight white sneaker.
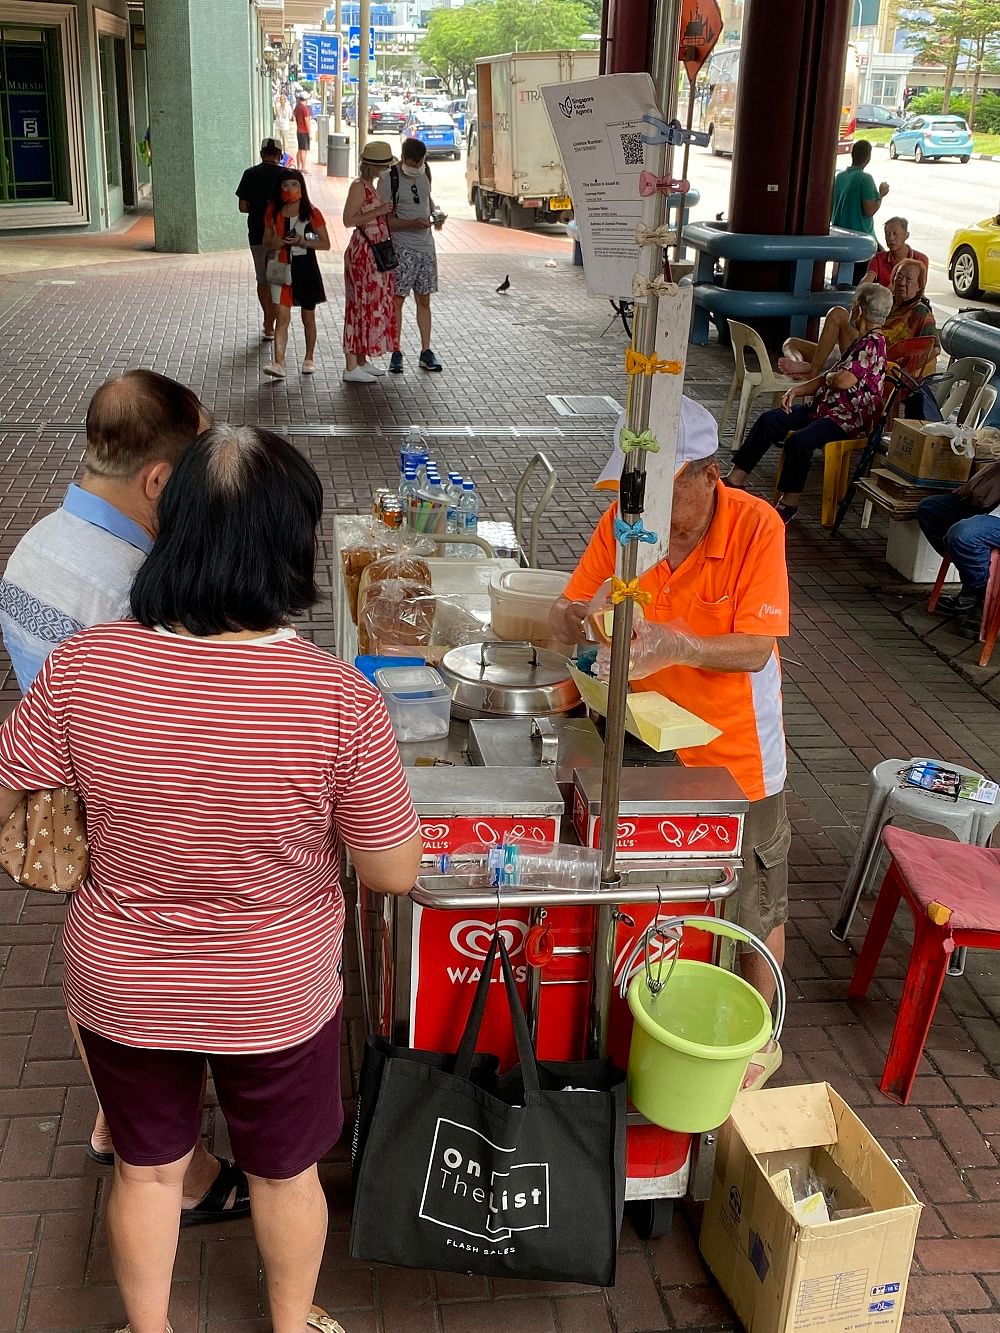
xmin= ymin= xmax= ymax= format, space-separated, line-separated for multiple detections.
xmin=262 ymin=362 xmax=286 ymax=379
xmin=362 ymin=362 xmax=386 ymax=376
xmin=343 ymin=367 xmax=377 ymax=384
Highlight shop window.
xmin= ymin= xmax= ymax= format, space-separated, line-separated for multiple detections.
xmin=0 ymin=24 xmax=66 ymax=204
xmin=869 ymin=74 xmax=900 ymax=108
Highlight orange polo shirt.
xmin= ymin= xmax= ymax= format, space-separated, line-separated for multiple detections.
xmin=564 ymin=482 xmax=789 ymax=802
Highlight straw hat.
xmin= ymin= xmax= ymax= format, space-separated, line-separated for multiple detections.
xmin=360 ymin=140 xmax=397 ymax=166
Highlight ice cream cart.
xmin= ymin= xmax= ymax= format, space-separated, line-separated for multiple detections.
xmin=354 ymin=739 xmax=748 ymax=1236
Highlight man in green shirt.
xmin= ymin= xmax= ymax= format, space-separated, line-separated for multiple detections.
xmin=832 ymin=140 xmax=889 ymax=279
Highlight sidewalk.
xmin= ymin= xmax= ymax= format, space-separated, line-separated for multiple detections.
xmin=0 ymin=211 xmax=997 ymax=1332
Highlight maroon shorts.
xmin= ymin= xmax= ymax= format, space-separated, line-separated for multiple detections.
xmin=78 ymin=1009 xmax=343 ymax=1179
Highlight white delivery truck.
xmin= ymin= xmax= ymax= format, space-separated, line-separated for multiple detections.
xmin=466 ymin=49 xmax=599 ymax=228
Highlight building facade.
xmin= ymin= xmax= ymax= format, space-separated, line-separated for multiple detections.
xmin=1 ymin=0 xmax=324 ymax=249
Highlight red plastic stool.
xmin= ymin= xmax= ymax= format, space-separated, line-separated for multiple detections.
xmin=848 ymin=825 xmax=1000 ymax=1104
xmin=928 ymin=547 xmax=1000 ymax=667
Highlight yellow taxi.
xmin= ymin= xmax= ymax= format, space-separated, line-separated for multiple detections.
xmin=949 ymin=213 xmax=1000 ymax=297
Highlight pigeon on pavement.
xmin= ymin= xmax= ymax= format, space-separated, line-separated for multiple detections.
xmin=496 ymin=275 xmax=511 ymax=294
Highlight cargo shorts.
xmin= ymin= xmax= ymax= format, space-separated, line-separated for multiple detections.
xmin=736 ymin=790 xmax=791 ymax=949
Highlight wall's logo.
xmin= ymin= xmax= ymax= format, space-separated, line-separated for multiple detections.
xmin=449 ymin=919 xmax=528 ymax=961
xmin=420 ymin=1118 xmax=550 ymax=1242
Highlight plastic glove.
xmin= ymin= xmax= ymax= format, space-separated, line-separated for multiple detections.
xmin=595 ymin=618 xmax=704 ymax=681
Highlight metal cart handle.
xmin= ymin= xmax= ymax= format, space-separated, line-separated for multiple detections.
xmin=622 ymin=913 xmax=786 ymax=1045
xmin=514 ymin=451 xmax=557 ymax=569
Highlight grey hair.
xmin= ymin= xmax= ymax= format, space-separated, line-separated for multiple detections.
xmin=203 ymin=424 xmax=266 ymax=494
xmin=682 ymin=452 xmax=720 ymax=478
xmin=885 ymin=215 xmax=908 ymax=230
xmin=854 ymin=282 xmax=894 ymax=327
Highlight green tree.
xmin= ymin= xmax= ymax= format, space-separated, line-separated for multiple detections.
xmin=904 ymin=0 xmax=1000 ymax=123
xmin=419 ymin=0 xmax=593 ymax=94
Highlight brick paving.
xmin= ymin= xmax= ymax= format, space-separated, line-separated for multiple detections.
xmin=0 ymin=186 xmax=998 ymax=1331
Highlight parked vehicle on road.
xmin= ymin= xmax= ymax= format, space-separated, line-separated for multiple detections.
xmin=890 ymin=114 xmax=972 ymax=163
xmin=369 ymin=101 xmax=407 ymax=135
xmin=445 ymin=97 xmax=468 ymax=134
xmin=468 ymin=50 xmax=598 ymax=228
xmin=404 ymin=110 xmax=461 ymax=159
xmin=949 ymin=213 xmax=1000 ymax=297
xmin=855 ymin=102 xmax=902 ymax=129
xmin=703 ymin=43 xmax=859 ymax=155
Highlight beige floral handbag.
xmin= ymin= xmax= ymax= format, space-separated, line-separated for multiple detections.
xmin=0 ymin=788 xmax=88 ymax=893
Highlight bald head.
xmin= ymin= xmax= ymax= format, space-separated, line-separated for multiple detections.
xmin=85 ymin=370 xmax=207 ymax=479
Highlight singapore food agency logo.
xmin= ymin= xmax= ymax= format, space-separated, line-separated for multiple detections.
xmin=419 ymin=1118 xmax=550 ymax=1244
xmin=558 ymin=94 xmax=595 ymax=118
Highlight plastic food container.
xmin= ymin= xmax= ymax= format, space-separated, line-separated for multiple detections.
xmin=489 ymin=568 xmax=571 ymax=654
xmin=374 ymin=665 xmax=452 ymax=742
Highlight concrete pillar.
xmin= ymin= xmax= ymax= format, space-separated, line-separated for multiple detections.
xmin=729 ymin=0 xmax=850 ymax=236
xmin=145 ymin=0 xmax=254 ymax=252
xmin=603 ymin=0 xmax=655 ymax=74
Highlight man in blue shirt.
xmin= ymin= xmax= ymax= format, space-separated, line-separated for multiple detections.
xmin=1 ymin=370 xmax=204 ymax=690
xmin=0 ymin=370 xmax=249 ymax=1224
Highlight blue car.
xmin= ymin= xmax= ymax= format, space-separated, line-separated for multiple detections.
xmin=403 ymin=111 xmax=461 ymax=160
xmin=445 ymin=98 xmax=468 ymax=135
xmin=889 ymin=114 xmax=973 ymax=163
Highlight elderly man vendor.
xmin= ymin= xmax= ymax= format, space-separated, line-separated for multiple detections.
xmin=551 ymin=398 xmax=790 ymax=1088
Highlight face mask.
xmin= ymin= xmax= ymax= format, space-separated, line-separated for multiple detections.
xmin=400 ymin=163 xmax=424 ymax=179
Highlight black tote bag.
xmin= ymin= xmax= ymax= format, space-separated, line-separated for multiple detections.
xmin=350 ymin=933 xmax=627 ymax=1286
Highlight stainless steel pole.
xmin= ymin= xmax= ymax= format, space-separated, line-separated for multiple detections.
xmin=334 ymin=0 xmax=343 ymax=133
xmin=357 ymin=0 xmax=371 ymax=173
xmin=588 ymin=0 xmax=683 ymax=1060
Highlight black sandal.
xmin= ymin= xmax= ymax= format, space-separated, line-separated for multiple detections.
xmin=179 ymin=1155 xmax=251 ymax=1227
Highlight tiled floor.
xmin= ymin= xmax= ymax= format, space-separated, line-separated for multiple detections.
xmin=0 ymin=190 xmax=997 ymax=1331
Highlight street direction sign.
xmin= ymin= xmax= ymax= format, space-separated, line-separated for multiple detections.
xmin=301 ymin=31 xmax=341 ymax=78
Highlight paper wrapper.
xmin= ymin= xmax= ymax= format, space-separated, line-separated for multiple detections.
xmin=568 ymin=664 xmax=721 ymax=753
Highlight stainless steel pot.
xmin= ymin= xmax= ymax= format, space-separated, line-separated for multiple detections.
xmin=438 ymin=642 xmax=580 ymax=719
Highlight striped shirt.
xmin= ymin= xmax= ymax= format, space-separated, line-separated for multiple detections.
xmin=0 ymin=622 xmax=420 ymax=1053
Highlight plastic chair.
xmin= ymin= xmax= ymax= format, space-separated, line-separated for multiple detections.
xmin=718 ymin=321 xmax=798 ymax=449
xmin=935 ymin=355 xmax=997 ymax=425
xmin=831 ymin=754 xmax=1000 ymax=948
xmin=848 ymin=826 xmax=1000 ymax=1104
xmin=928 ymin=548 xmax=1000 ymax=668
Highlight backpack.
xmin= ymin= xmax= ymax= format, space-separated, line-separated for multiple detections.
xmin=390 ymin=163 xmax=431 ymax=209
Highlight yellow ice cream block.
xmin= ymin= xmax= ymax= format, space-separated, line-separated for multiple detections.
xmin=567 ymin=665 xmax=721 ymax=752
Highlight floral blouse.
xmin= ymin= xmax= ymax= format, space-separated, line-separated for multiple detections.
xmin=813 ymin=331 xmax=887 ymax=435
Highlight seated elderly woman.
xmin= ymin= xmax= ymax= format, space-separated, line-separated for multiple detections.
xmin=727 ymin=281 xmax=893 ymax=522
xmin=779 ymin=258 xmax=939 ymax=379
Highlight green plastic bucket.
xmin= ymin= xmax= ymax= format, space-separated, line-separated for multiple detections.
xmin=626 ymin=958 xmax=772 ymax=1133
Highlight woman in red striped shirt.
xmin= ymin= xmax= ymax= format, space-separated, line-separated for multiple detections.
xmin=0 ymin=426 xmax=423 ymax=1333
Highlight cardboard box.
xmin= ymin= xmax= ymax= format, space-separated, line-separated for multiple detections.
xmin=700 ymin=1084 xmax=921 ymax=1333
xmin=887 ymin=420 xmax=973 ymax=486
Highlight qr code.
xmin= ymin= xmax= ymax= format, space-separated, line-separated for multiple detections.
xmin=620 ymin=131 xmax=644 ymax=165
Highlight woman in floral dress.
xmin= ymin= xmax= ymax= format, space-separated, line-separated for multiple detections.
xmin=726 ymin=282 xmax=893 ymax=522
xmin=342 ymin=141 xmax=397 ymax=384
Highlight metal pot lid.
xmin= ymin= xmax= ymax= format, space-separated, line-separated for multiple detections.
xmin=440 ymin=641 xmax=572 ymax=688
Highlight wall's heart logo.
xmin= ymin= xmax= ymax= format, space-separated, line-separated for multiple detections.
xmin=420 ymin=823 xmax=451 ymax=842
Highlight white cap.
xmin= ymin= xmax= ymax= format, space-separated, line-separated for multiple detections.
xmin=595 ymin=396 xmax=719 ymax=491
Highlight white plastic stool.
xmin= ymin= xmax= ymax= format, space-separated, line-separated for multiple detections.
xmin=831 ymin=757 xmax=1000 ymax=975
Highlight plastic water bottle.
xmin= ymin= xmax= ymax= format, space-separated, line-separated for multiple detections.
xmin=436 ymin=842 xmax=601 ymax=894
xmin=459 ymin=480 xmax=479 ymax=557
xmin=398 ymin=466 xmax=418 ymax=501
xmin=400 ymin=425 xmax=425 ymax=476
